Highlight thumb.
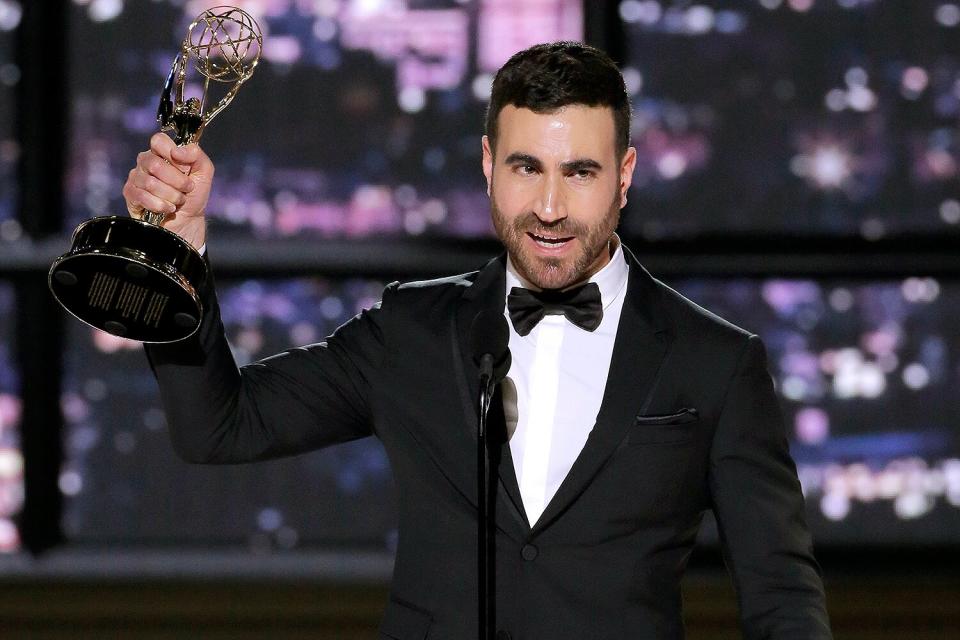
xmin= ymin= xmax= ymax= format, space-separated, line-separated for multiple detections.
xmin=170 ymin=144 xmax=197 ymax=172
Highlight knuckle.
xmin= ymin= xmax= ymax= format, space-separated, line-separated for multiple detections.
xmin=146 ymin=157 xmax=164 ymax=175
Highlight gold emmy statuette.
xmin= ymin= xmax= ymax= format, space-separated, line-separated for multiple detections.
xmin=49 ymin=6 xmax=262 ymax=342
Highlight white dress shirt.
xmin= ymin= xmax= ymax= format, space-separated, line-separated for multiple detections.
xmin=501 ymin=240 xmax=629 ymax=526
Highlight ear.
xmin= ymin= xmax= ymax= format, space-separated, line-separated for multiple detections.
xmin=481 ymin=135 xmax=493 ymax=197
xmin=618 ymin=146 xmax=637 ymax=208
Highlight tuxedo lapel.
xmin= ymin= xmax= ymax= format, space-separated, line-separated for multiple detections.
xmin=451 ymin=254 xmax=530 ymax=535
xmin=531 ymin=248 xmax=674 ymax=535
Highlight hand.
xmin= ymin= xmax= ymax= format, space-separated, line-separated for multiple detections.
xmin=122 ymin=132 xmax=214 ymax=251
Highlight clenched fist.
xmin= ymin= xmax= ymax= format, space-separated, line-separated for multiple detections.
xmin=122 ymin=132 xmax=214 ymax=251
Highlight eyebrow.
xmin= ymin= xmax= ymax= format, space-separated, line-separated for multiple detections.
xmin=502 ymin=152 xmax=603 ymax=173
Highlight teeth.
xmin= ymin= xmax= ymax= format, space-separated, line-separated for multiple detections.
xmin=531 ymin=234 xmax=569 ymax=245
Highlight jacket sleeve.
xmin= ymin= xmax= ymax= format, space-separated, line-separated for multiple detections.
xmin=708 ymin=334 xmax=833 ymax=639
xmin=144 ymin=257 xmax=394 ymax=464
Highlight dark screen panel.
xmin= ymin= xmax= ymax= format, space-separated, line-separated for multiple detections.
xmin=0 ymin=282 xmax=22 ymax=552
xmin=65 ymin=0 xmax=582 ymax=239
xmin=0 ymin=2 xmax=19 ymax=232
xmin=620 ymin=1 xmax=960 ymax=239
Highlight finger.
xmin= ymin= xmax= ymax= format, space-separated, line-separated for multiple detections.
xmin=137 ymin=150 xmax=195 ymax=194
xmin=149 ymin=132 xmax=176 ymax=160
xmin=123 ymin=183 xmax=178 ymax=216
xmin=131 ymin=169 xmax=189 ymax=209
xmin=150 ymin=132 xmax=198 ymax=175
xmin=171 ymin=143 xmax=214 ymax=178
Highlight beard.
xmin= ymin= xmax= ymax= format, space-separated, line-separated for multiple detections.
xmin=491 ymin=191 xmax=621 ymax=291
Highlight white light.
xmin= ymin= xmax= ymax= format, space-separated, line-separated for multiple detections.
xmin=312 ymin=17 xmax=337 ymax=42
xmin=894 ymin=492 xmax=932 ymax=519
xmin=901 ymin=277 xmax=940 ymax=303
xmin=845 ymin=67 xmax=868 ymax=87
xmin=619 ymin=0 xmax=645 ymax=23
xmin=684 ymin=5 xmax=714 ymax=33
xmin=877 ymin=470 xmax=902 ymax=499
xmin=0 ymin=0 xmax=22 ymax=32
xmin=0 ymin=448 xmax=22 ymax=477
xmin=759 ymin=0 xmax=783 ymax=9
xmin=828 ymin=287 xmax=854 ymax=312
xmin=0 ymin=519 xmax=18 ymax=552
xmin=351 ymin=0 xmax=388 ymax=18
xmin=263 ymin=36 xmax=302 ymax=65
xmin=471 ymin=73 xmax=493 ymax=101
xmin=781 ymin=375 xmax=808 ymax=401
xmin=715 ymin=10 xmax=746 ymax=33
xmin=849 ymin=464 xmax=876 ymax=502
xmin=857 ymin=363 xmax=886 ymax=398
xmin=902 ymin=66 xmax=929 ymax=96
xmin=319 ymin=296 xmax=344 ymax=320
xmin=824 ymin=89 xmax=847 ymax=112
xmin=404 ymin=210 xmax=427 ymax=235
xmin=422 ymin=198 xmax=447 ymax=223
xmin=902 ymin=363 xmax=930 ymax=389
xmin=257 ymin=508 xmax=283 ymax=532
xmin=923 ymin=469 xmax=946 ymax=495
xmin=59 ymin=470 xmax=83 ymax=496
xmin=935 ymin=3 xmax=960 ymax=27
xmin=939 ymin=199 xmax=960 ymax=223
xmin=640 ymin=1 xmax=663 ymax=24
xmin=809 ymin=145 xmax=852 ymax=188
xmin=656 ymin=151 xmax=687 ymax=179
xmin=89 ymin=0 xmax=123 ymax=23
xmin=821 ymin=492 xmax=850 ymax=521
xmin=398 ymin=87 xmax=426 ymax=113
xmin=621 ymin=67 xmax=643 ymax=96
xmin=846 ymin=86 xmax=876 ymax=112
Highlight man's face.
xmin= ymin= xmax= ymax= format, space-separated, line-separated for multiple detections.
xmin=482 ymin=104 xmax=636 ymax=290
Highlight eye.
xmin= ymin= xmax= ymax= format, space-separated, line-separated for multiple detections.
xmin=516 ymin=164 xmax=537 ymax=176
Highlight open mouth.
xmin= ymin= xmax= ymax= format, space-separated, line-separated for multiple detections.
xmin=527 ymin=232 xmax=574 ymax=248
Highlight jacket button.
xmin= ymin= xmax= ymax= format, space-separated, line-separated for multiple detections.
xmin=496 ymin=631 xmax=512 ymax=640
xmin=521 ymin=543 xmax=538 ymax=561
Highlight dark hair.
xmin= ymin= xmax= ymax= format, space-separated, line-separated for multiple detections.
xmin=485 ymin=41 xmax=631 ymax=159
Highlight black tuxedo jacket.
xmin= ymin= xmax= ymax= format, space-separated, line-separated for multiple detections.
xmin=146 ymin=246 xmax=832 ymax=639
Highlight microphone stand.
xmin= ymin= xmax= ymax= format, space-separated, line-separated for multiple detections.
xmin=477 ymin=353 xmax=496 ymax=640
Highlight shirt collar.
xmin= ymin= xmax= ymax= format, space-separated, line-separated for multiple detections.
xmin=505 ymin=235 xmax=629 ymax=311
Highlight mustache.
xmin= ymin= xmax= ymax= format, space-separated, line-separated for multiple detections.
xmin=512 ymin=215 xmax=586 ymax=237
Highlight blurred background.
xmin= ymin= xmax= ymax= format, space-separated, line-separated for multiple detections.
xmin=1 ymin=0 xmax=959 ymax=638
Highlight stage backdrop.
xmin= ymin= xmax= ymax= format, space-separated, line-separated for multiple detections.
xmin=24 ymin=0 xmax=960 ymax=557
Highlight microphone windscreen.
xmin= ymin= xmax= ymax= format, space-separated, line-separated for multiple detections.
xmin=469 ymin=310 xmax=511 ymax=381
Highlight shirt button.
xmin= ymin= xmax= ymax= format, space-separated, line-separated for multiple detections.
xmin=521 ymin=543 xmax=538 ymax=561
xmin=496 ymin=631 xmax=512 ymax=640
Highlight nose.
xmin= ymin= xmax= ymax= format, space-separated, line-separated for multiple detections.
xmin=533 ymin=172 xmax=567 ymax=224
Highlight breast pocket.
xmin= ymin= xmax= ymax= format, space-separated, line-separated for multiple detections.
xmin=628 ymin=407 xmax=699 ymax=445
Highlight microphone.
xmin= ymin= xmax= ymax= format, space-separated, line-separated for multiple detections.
xmin=468 ymin=310 xmax=511 ymax=640
xmin=469 ymin=310 xmax=512 ymax=385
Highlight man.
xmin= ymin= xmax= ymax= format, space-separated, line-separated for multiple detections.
xmin=123 ymin=42 xmax=832 ymax=639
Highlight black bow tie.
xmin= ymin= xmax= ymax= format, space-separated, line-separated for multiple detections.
xmin=507 ymin=283 xmax=603 ymax=337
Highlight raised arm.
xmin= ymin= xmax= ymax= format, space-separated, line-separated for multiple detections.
xmin=122 ymin=134 xmax=389 ymax=464
xmin=142 ymin=270 xmax=389 ymax=464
